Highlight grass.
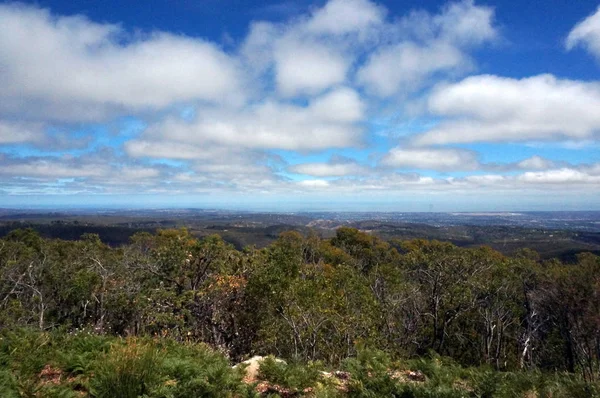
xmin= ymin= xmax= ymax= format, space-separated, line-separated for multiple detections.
xmin=0 ymin=328 xmax=255 ymax=398
xmin=0 ymin=329 xmax=597 ymax=397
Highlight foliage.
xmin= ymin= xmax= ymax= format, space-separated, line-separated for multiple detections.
xmin=89 ymin=339 xmax=163 ymax=398
xmin=0 ymin=227 xmax=599 ymax=395
xmin=258 ymin=356 xmax=322 ymax=391
xmin=0 ymin=330 xmax=597 ymax=397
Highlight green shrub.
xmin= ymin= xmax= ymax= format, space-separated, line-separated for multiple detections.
xmin=560 ymin=377 xmax=600 ymax=398
xmin=89 ymin=338 xmax=163 ymax=398
xmin=1 ymin=328 xmax=598 ymax=398
xmin=258 ymin=356 xmax=323 ymax=391
xmin=57 ymin=332 xmax=113 ymax=377
xmin=0 ymin=368 xmax=19 ymax=398
xmin=408 ymin=354 xmax=464 ymax=388
xmin=155 ymin=342 xmax=256 ymax=398
xmin=342 ymin=349 xmax=404 ymax=397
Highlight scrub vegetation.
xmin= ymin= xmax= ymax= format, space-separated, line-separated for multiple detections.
xmin=0 ymin=227 xmax=598 ymax=396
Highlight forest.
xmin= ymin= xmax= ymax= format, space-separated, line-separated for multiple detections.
xmin=0 ymin=227 xmax=598 ymax=397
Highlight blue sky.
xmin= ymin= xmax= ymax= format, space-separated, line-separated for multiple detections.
xmin=0 ymin=0 xmax=599 ymax=211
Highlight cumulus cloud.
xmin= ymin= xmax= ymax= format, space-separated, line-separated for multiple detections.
xmin=0 ymin=3 xmax=244 ymax=122
xmin=449 ymin=165 xmax=600 ymax=188
xmin=567 ymin=6 xmax=600 ymax=61
xmin=0 ymin=158 xmax=108 ymax=179
xmin=413 ymin=74 xmax=600 ymax=145
xmin=357 ymin=41 xmax=467 ymax=96
xmin=289 ymin=156 xmax=368 ymax=177
xmin=240 ymin=0 xmax=380 ymax=97
xmin=304 ymin=0 xmax=385 ymax=35
xmin=193 ymin=163 xmax=271 ymax=176
xmin=290 ymin=163 xmax=364 ymax=177
xmin=124 ymin=141 xmax=204 ymax=160
xmin=269 ymin=0 xmax=386 ymax=97
xmin=516 ymin=156 xmax=557 ymax=171
xmin=381 ymin=147 xmax=479 ymax=171
xmin=518 ymin=168 xmax=600 ymax=184
xmin=274 ymin=39 xmax=349 ymax=97
xmin=298 ymin=179 xmax=331 ymax=188
xmin=242 ymin=0 xmax=497 ymax=98
xmin=430 ymin=0 xmax=497 ymax=45
xmin=3 ymin=0 xmax=598 ymax=203
xmin=0 ymin=120 xmax=94 ymax=150
xmin=0 ymin=153 xmax=163 ymax=182
xmin=357 ymin=0 xmax=496 ymax=96
xmin=128 ymin=87 xmax=365 ymax=153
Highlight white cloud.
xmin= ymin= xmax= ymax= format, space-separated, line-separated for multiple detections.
xmin=244 ymin=0 xmax=497 ymax=98
xmin=289 ymin=161 xmax=367 ymax=177
xmin=274 ymin=39 xmax=349 ymax=97
xmin=241 ymin=0 xmax=380 ymax=98
xmin=129 ymin=88 xmax=365 ymax=153
xmin=124 ymin=141 xmax=256 ymax=162
xmin=518 ymin=168 xmax=600 ymax=184
xmin=125 ymin=141 xmax=205 ymax=160
xmin=0 ymin=3 xmax=244 ymax=122
xmin=581 ymin=162 xmax=600 ymax=176
xmin=567 ymin=6 xmax=600 ymax=61
xmin=3 ymin=156 xmax=96 ymax=179
xmin=432 ymin=0 xmax=497 ymax=45
xmin=3 ymin=151 xmax=599 ymax=197
xmin=0 ymin=121 xmax=45 ymax=144
xmin=449 ymin=166 xmax=600 ymax=188
xmin=463 ymin=174 xmax=506 ymax=184
xmin=304 ymin=0 xmax=385 ymax=35
xmin=0 ymin=152 xmax=174 ymax=197
xmin=0 ymin=120 xmax=94 ymax=150
xmin=309 ymin=87 xmax=365 ymax=122
xmin=517 ymin=156 xmax=556 ymax=170
xmin=298 ymin=179 xmax=331 ymax=188
xmin=0 ymin=154 xmax=168 ymax=183
xmin=413 ymin=74 xmax=600 ymax=145
xmin=3 ymin=0 xmax=599 ymax=201
xmin=194 ymin=163 xmax=271 ymax=176
xmin=381 ymin=147 xmax=479 ymax=170
xmin=241 ymin=22 xmax=279 ymax=76
xmin=358 ymin=41 xmax=467 ymax=96
xmin=118 ymin=167 xmax=161 ymax=180
xmin=0 ymin=159 xmax=108 ymax=179
xmin=357 ymin=0 xmax=496 ymax=96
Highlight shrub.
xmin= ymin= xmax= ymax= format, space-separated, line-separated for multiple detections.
xmin=155 ymin=341 xmax=256 ymax=398
xmin=342 ymin=349 xmax=404 ymax=397
xmin=89 ymin=338 xmax=162 ymax=398
xmin=258 ymin=356 xmax=323 ymax=391
xmin=0 ymin=368 xmax=18 ymax=398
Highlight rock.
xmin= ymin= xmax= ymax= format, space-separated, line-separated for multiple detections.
xmin=333 ymin=370 xmax=351 ymax=380
xmin=39 ymin=364 xmax=63 ymax=385
xmin=234 ymin=355 xmax=264 ymax=383
xmin=234 ymin=355 xmax=286 ymax=383
xmin=389 ymin=369 xmax=427 ymax=383
xmin=407 ymin=370 xmax=426 ymax=382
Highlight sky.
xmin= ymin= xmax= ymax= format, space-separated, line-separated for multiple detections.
xmin=0 ymin=0 xmax=599 ymax=211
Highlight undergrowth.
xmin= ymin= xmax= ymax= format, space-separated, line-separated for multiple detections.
xmin=0 ymin=329 xmax=597 ymax=397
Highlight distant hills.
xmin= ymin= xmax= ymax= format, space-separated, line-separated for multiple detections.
xmin=0 ymin=209 xmax=599 ymax=261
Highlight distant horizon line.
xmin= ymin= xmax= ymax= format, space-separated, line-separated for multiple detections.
xmin=1 ymin=206 xmax=599 ymax=214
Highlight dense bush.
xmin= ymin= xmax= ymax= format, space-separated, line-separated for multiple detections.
xmin=0 ymin=227 xmax=599 ymax=395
